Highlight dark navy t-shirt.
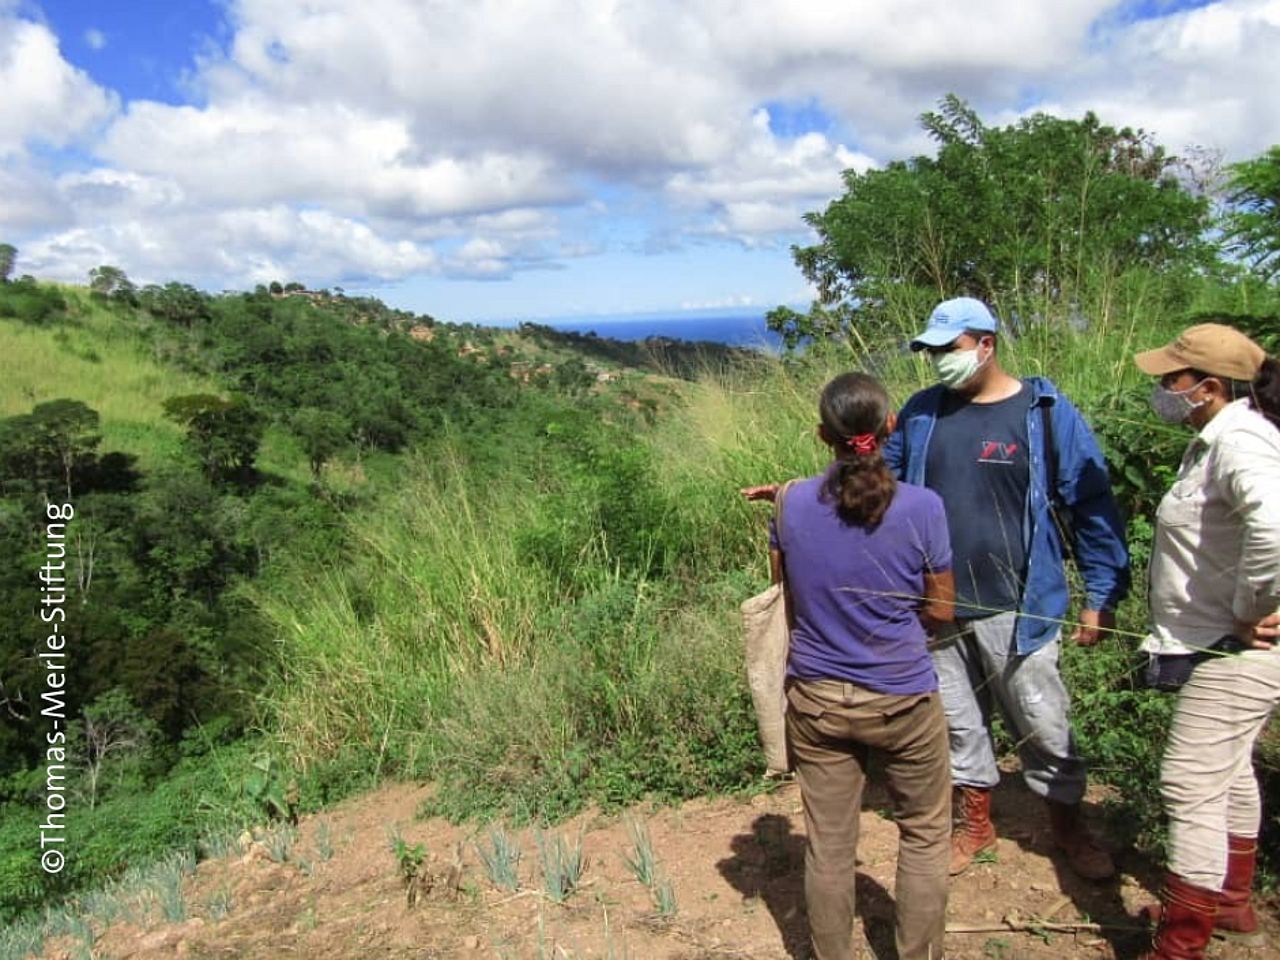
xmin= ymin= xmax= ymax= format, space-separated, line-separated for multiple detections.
xmin=770 ymin=472 xmax=952 ymax=694
xmin=924 ymin=385 xmax=1030 ymax=619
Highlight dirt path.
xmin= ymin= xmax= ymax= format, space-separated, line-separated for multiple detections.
xmin=45 ymin=779 xmax=1276 ymax=960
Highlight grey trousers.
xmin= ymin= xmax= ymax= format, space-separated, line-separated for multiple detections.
xmin=1162 ymin=648 xmax=1280 ymax=888
xmin=930 ymin=611 xmax=1087 ymax=804
xmin=786 ymin=679 xmax=951 ymax=960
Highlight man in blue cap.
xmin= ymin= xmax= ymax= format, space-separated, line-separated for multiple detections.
xmin=883 ymin=297 xmax=1130 ymax=881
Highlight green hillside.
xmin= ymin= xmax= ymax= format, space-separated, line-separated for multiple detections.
xmin=1 ymin=288 xmax=211 ymax=468
xmin=0 ymin=272 xmax=764 ymax=940
xmin=3 ymin=102 xmax=1280 ymax=958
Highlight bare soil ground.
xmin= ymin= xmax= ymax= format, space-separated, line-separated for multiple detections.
xmin=40 ymin=777 xmax=1277 ymax=960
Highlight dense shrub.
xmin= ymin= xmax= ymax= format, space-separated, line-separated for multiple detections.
xmin=0 ymin=278 xmax=67 ymax=325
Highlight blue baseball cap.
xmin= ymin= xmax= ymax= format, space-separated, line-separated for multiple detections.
xmin=909 ymin=297 xmax=999 ymax=351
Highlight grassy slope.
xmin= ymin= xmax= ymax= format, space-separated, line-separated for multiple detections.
xmin=0 ymin=290 xmax=210 ymax=467
xmin=0 ymin=288 xmax=358 ymax=488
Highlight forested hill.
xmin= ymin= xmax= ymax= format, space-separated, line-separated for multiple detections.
xmin=0 ymin=274 xmax=752 ymax=923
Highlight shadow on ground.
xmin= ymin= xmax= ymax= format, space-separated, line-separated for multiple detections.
xmin=717 ymin=812 xmax=898 ymax=960
xmin=991 ymin=778 xmax=1151 ymax=959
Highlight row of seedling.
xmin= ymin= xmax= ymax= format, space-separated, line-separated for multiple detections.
xmin=0 ymin=818 xmax=340 ymax=960
xmin=471 ymin=818 xmax=674 ymax=917
xmin=0 ymin=849 xmax=198 ymax=960
xmin=473 ymin=824 xmax=585 ymax=904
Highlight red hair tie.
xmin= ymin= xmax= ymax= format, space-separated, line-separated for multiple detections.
xmin=848 ymin=433 xmax=878 ymax=455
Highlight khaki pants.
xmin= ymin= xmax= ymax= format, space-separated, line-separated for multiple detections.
xmin=1162 ymin=648 xmax=1280 ymax=889
xmin=786 ymin=679 xmax=952 ymax=960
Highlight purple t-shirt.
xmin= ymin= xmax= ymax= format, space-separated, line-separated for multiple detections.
xmin=769 ymin=471 xmax=952 ymax=695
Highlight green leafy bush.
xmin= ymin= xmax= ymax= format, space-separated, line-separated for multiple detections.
xmin=0 ymin=277 xmax=67 ymax=325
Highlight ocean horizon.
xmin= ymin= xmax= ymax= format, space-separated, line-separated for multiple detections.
xmin=540 ymin=312 xmax=784 ymax=351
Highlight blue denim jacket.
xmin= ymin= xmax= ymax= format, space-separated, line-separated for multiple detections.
xmin=883 ymin=376 xmax=1129 ymax=653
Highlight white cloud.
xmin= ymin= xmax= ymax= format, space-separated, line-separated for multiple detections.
xmin=1042 ymin=0 xmax=1280 ymax=159
xmin=201 ymin=0 xmax=742 ymax=173
xmin=679 ymin=294 xmax=761 ymax=310
xmin=200 ymin=0 xmax=1120 ymax=171
xmin=439 ymin=221 xmax=599 ymax=279
xmin=444 ymin=238 xmax=513 ymax=280
xmin=21 ymin=203 xmax=439 ymax=289
xmin=4 ymin=0 xmax=1280 ymax=311
xmin=84 ymin=28 xmax=107 ymax=51
xmin=0 ymin=164 xmax=73 ymax=232
xmin=101 ymin=97 xmax=578 ymax=219
xmin=58 ymin=168 xmax=185 ymax=214
xmin=666 ymin=108 xmax=874 ymax=243
xmin=0 ymin=18 xmax=117 ymax=157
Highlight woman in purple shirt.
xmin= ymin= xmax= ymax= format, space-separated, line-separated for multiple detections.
xmin=757 ymin=372 xmax=956 ymax=960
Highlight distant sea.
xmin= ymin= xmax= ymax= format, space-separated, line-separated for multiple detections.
xmin=543 ymin=313 xmax=783 ymax=351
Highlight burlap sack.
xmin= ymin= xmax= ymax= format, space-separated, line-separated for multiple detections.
xmin=740 ymin=480 xmax=795 ymax=776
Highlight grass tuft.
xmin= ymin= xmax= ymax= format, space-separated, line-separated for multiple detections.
xmin=476 ymin=825 xmax=522 ymax=891
xmin=621 ymin=817 xmax=658 ymax=888
xmin=536 ymin=828 xmax=584 ymax=904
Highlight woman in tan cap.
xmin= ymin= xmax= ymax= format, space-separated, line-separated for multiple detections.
xmin=1132 ymin=322 xmax=1280 ymax=960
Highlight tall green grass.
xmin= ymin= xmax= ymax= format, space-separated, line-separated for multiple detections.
xmin=255 ymin=268 xmax=1276 ymax=862
xmin=253 ymin=444 xmax=559 ymax=772
xmin=255 ymin=418 xmax=767 ymax=820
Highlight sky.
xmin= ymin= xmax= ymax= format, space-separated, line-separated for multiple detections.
xmin=2 ymin=1 xmax=1279 ymax=324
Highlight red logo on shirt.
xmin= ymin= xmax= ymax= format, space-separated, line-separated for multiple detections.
xmin=978 ymin=441 xmax=1019 ymax=464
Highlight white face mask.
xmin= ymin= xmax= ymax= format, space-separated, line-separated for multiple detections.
xmin=931 ymin=345 xmax=986 ymax=390
xmin=1150 ymin=380 xmax=1208 ymax=424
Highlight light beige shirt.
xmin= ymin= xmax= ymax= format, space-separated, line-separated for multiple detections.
xmin=1143 ymin=399 xmax=1280 ymax=654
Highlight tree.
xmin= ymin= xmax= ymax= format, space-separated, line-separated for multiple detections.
xmin=138 ymin=282 xmax=211 ymax=328
xmin=36 ymin=400 xmax=101 ymax=500
xmin=69 ymin=689 xmax=158 ymax=809
xmin=1224 ymin=145 xmax=1280 ymax=281
xmin=0 ymin=400 xmax=101 ymax=499
xmin=132 ymin=467 xmax=250 ymax=606
xmin=87 ymin=265 xmax=137 ymax=304
xmin=0 ymin=243 xmax=15 ymax=283
xmin=162 ymin=394 xmax=265 ymax=485
xmin=291 ymin=407 xmax=349 ymax=478
xmin=764 ymin=302 xmax=856 ymax=352
xmin=775 ymin=95 xmax=1211 ymax=344
xmin=552 ymin=356 xmax=594 ymax=396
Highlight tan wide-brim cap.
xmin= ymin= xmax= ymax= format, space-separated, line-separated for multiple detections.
xmin=1134 ymin=322 xmax=1266 ymax=381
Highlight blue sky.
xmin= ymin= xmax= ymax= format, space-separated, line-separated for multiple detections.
xmin=2 ymin=0 xmax=1277 ymax=323
xmin=34 ymin=0 xmax=226 ymax=104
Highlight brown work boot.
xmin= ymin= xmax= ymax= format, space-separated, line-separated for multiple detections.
xmin=950 ymin=785 xmax=997 ymax=875
xmin=1139 ymin=873 xmax=1216 ymax=960
xmin=1046 ymin=800 xmax=1115 ymax=880
xmin=1142 ymin=838 xmax=1267 ymax=946
xmin=1215 ymin=834 xmax=1265 ymax=944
